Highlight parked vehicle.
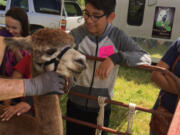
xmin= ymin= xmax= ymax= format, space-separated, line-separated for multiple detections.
xmin=113 ymin=0 xmax=180 ymax=41
xmin=112 ymin=0 xmax=180 ymax=63
xmin=0 ymin=0 xmax=84 ymax=33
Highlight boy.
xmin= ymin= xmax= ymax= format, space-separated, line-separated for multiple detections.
xmin=67 ymin=0 xmax=151 ymax=135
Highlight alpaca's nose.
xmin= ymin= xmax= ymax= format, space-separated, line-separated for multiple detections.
xmin=75 ymin=58 xmax=87 ymax=69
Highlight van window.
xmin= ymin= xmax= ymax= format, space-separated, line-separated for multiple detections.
xmin=65 ymin=2 xmax=82 ymax=16
xmin=0 ymin=0 xmax=6 ymax=10
xmin=127 ymin=0 xmax=145 ymax=26
xmin=33 ymin=0 xmax=61 ymax=15
xmin=10 ymin=0 xmax=29 ymax=12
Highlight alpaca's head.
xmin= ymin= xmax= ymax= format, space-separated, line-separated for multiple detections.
xmin=4 ymin=28 xmax=87 ymax=77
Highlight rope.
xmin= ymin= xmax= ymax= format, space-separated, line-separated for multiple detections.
xmin=95 ymin=96 xmax=107 ymax=135
xmin=126 ymin=103 xmax=136 ymax=134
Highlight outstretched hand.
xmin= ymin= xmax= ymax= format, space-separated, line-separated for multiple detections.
xmin=95 ymin=57 xmax=114 ymax=80
xmin=24 ymin=71 xmax=66 ymax=96
xmin=1 ymin=102 xmax=31 ymax=121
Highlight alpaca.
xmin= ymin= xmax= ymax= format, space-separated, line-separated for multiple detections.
xmin=0 ymin=28 xmax=87 ymax=135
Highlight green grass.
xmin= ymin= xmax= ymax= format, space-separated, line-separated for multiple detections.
xmin=109 ymin=67 xmax=159 ymax=135
xmin=60 ymin=66 xmax=160 ymax=135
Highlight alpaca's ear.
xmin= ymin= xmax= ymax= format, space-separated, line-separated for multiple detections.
xmin=3 ymin=36 xmax=33 ymax=52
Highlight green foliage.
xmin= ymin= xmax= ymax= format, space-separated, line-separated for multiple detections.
xmin=60 ymin=66 xmax=160 ymax=135
xmin=0 ymin=0 xmax=6 ymax=6
xmin=77 ymin=0 xmax=85 ymax=9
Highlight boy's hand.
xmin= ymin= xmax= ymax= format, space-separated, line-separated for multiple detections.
xmin=95 ymin=57 xmax=114 ymax=80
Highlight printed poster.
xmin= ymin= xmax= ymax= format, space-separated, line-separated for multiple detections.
xmin=152 ymin=7 xmax=175 ymax=39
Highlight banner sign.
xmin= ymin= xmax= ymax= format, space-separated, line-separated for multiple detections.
xmin=152 ymin=7 xmax=175 ymax=39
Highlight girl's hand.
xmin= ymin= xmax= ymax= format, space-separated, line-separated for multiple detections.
xmin=1 ymin=102 xmax=31 ymax=121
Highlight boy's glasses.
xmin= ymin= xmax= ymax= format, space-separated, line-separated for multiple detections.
xmin=82 ymin=10 xmax=105 ymax=22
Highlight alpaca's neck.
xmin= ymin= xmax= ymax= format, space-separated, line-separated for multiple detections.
xmin=33 ymin=95 xmax=63 ymax=135
xmin=31 ymin=63 xmax=63 ymax=135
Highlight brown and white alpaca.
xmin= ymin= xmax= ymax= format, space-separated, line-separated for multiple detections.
xmin=0 ymin=28 xmax=87 ymax=135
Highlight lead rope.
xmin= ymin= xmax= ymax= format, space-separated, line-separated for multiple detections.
xmin=126 ymin=103 xmax=136 ymax=134
xmin=95 ymin=96 xmax=107 ymax=135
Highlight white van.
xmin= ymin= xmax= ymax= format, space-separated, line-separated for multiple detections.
xmin=0 ymin=0 xmax=84 ymax=33
xmin=113 ymin=0 xmax=180 ymax=62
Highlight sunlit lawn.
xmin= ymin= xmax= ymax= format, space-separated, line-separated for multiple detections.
xmin=109 ymin=66 xmax=159 ymax=135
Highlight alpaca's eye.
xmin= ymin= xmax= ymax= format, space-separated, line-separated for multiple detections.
xmin=46 ymin=49 xmax=57 ymax=55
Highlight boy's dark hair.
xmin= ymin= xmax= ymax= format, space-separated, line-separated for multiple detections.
xmin=6 ymin=7 xmax=29 ymax=37
xmin=85 ymin=0 xmax=116 ymax=16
